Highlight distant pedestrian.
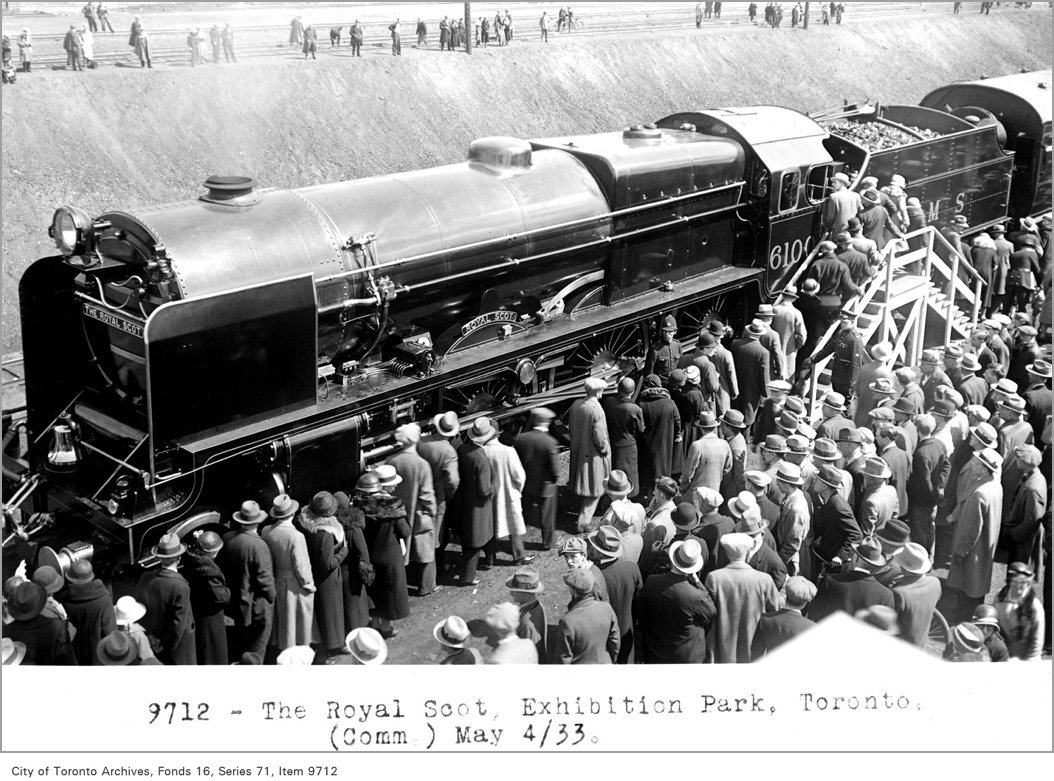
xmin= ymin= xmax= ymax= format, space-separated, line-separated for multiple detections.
xmin=696 ymin=3 xmax=704 ymax=27
xmin=329 ymin=25 xmax=342 ymax=47
xmin=540 ymin=11 xmax=550 ymax=41
xmin=187 ymin=28 xmax=202 ymax=66
xmin=349 ymin=20 xmax=363 ymax=57
xmin=129 ymin=17 xmax=151 ymax=68
xmin=80 ymin=26 xmax=94 ymax=69
xmin=82 ymin=4 xmax=98 ymax=32
xmin=289 ymin=16 xmax=304 ymax=46
xmin=389 ymin=19 xmax=402 ymax=55
xmin=302 ymin=25 xmax=317 ymax=59
xmin=415 ymin=19 xmax=427 ymax=46
xmin=209 ymin=24 xmax=221 ymax=63
xmin=97 ymin=4 xmax=115 ymax=33
xmin=221 ymin=23 xmax=236 ymax=62
xmin=63 ymin=25 xmax=83 ymax=71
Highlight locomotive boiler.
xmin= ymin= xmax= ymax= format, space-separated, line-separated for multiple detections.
xmin=11 ymin=73 xmax=1046 ymax=569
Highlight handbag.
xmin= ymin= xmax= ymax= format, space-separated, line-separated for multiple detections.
xmin=358 ymin=560 xmax=376 ymax=586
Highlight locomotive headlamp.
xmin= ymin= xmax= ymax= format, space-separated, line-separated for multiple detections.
xmin=515 ymin=358 xmax=537 ymax=386
xmin=49 ymin=205 xmax=95 ymax=256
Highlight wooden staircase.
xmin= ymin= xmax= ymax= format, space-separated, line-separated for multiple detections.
xmin=787 ymin=226 xmax=984 ymax=421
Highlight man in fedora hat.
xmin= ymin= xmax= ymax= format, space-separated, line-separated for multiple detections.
xmin=434 ymin=616 xmax=482 ymax=665
xmin=705 ymin=533 xmax=780 ymax=663
xmin=815 ymin=391 xmax=852 ymax=443
xmin=943 ymin=343 xmax=967 ymax=389
xmin=719 ymin=409 xmax=749 ymax=495
xmin=957 ymin=352 xmax=989 ymax=408
xmin=481 ymin=419 xmax=534 ymax=568
xmin=751 ymin=575 xmax=816 ymax=658
xmin=31 ymin=565 xmax=70 ymax=639
xmin=872 ymin=518 xmax=911 ymax=587
xmin=637 ymin=538 xmax=715 ymax=663
xmin=894 ymin=367 xmax=925 ymax=418
xmin=263 ymin=494 xmax=315 ymax=657
xmin=180 ymin=530 xmax=230 ymax=665
xmin=858 ymin=456 xmax=899 ymax=538
xmin=679 ymin=365 xmax=710 ymax=458
xmin=919 ymin=349 xmax=953 ymax=411
xmin=692 ymin=487 xmax=735 ymax=574
xmin=822 ymin=171 xmax=862 ymax=237
xmin=719 ymin=493 xmax=786 ymax=584
xmin=891 ymin=542 xmax=942 ymax=647
xmin=809 ymin=463 xmax=862 ymax=575
xmin=419 ymin=411 xmax=461 ymax=573
xmin=1001 ymin=444 xmax=1045 ymax=571
xmin=3 ymin=637 xmax=27 ymax=666
xmin=752 ymin=304 xmax=786 ymax=381
xmin=906 ymin=414 xmax=950 ymax=558
xmin=743 ymin=469 xmax=781 ymax=529
xmin=645 ymin=314 xmax=683 ymax=384
xmin=947 ymin=448 xmax=1004 ymax=622
xmin=486 ymin=602 xmax=538 ymax=664
xmin=752 ymin=379 xmax=792 ymax=444
xmin=772 ymin=462 xmax=811 ymax=579
xmin=602 ymin=377 xmax=645 ymax=499
xmin=96 ymin=630 xmax=156 ymax=666
xmin=853 ymin=342 xmax=894 ymax=427
xmin=1009 ymin=324 xmax=1042 ymax=391
xmin=58 ymin=558 xmax=115 ymax=666
xmin=759 ymin=434 xmax=788 ymax=488
xmin=514 ymin=407 xmax=561 ymax=551
xmin=772 ymin=285 xmax=808 ymax=378
xmin=808 ymin=539 xmax=895 ymax=622
xmin=637 ymin=477 xmax=680 ymax=577
xmin=456 ymin=417 xmax=496 ymax=586
xmin=588 ymin=526 xmax=640 ymax=663
xmin=569 ymin=376 xmax=612 ymax=533
xmin=3 ymin=581 xmax=76 ymax=665
xmin=730 ymin=321 xmax=771 ymax=433
xmin=506 ymin=566 xmax=548 ymax=663
xmin=1022 ymin=359 xmax=1052 ymax=444
xmin=1006 ymin=235 xmax=1042 ymax=315
xmin=136 ymin=533 xmax=197 ymax=665
xmin=344 ymin=627 xmax=388 ymax=666
xmin=680 ymin=411 xmax=732 ymax=498
xmin=598 ymin=470 xmax=645 ymax=564
xmin=702 ymin=320 xmax=739 ymax=413
xmin=997 ymin=394 xmax=1034 ymax=456
xmin=219 ymin=499 xmax=276 ymax=662
xmin=944 ymin=622 xmax=988 ymax=662
xmin=794 ymin=278 xmax=827 ymax=358
xmin=637 ymin=374 xmax=681 ymax=498
xmin=386 ymin=422 xmax=439 ymax=596
xmin=985 ymin=375 xmax=1017 ymax=419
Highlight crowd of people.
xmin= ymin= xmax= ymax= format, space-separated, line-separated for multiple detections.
xmin=3 ymin=206 xmax=1050 ymax=665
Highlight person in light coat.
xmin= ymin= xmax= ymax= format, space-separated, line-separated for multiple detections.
xmin=679 ymin=412 xmax=732 ymax=497
xmin=947 ymin=449 xmax=1004 ymax=623
xmin=705 ymin=533 xmax=780 ymax=663
xmin=386 ymin=423 xmax=439 ymax=594
xmin=772 ymin=463 xmax=811 ymax=579
xmin=263 ymin=495 xmax=316 ymax=653
xmin=771 ymin=287 xmax=808 ymax=379
xmin=569 ymin=377 xmax=611 ymax=532
xmin=484 ymin=429 xmax=533 ymax=566
xmin=418 ymin=412 xmax=461 ymax=573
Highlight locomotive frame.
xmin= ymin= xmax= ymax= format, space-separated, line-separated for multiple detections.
xmin=7 ymin=71 xmax=1052 ymax=570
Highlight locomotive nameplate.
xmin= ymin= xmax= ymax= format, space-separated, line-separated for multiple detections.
xmin=81 ymin=302 xmax=145 ymax=338
xmin=461 ymin=310 xmax=521 ymax=336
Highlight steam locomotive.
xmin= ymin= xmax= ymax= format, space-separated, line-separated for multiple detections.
xmin=8 ymin=70 xmax=1051 ymax=569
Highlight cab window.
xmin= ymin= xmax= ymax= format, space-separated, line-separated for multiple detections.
xmin=806 ymin=164 xmax=832 ymax=204
xmin=778 ymin=170 xmax=800 ymax=212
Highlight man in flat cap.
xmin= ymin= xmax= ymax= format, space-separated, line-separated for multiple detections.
xmin=822 ymin=172 xmax=862 ymax=237
xmin=751 ymin=575 xmax=816 ymax=658
xmin=569 ymin=377 xmax=612 ymax=533
xmin=556 ymin=568 xmax=619 ymax=664
xmin=419 ymin=412 xmax=461 ymax=573
xmin=602 ymin=377 xmax=645 ymax=498
xmin=387 ymin=422 xmax=439 ymax=595
xmin=514 ymin=408 xmax=561 ymax=551
xmin=705 ymin=533 xmax=780 ymax=663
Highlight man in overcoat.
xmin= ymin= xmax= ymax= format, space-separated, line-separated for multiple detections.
xmin=419 ymin=411 xmax=461 ymax=572
xmin=1001 ymin=444 xmax=1046 ymax=570
xmin=891 ymin=543 xmax=942 ymax=647
xmin=483 ymin=427 xmax=532 ymax=566
xmin=219 ymin=500 xmax=275 ymax=661
xmin=179 ymin=530 xmax=230 ymax=665
xmin=387 ymin=422 xmax=439 ymax=595
xmin=136 ymin=533 xmax=197 ymax=665
xmin=815 ymin=391 xmax=853 ymax=442
xmin=635 ymin=538 xmax=715 ymax=663
xmin=705 ymin=320 xmax=739 ymax=415
xmin=771 ymin=286 xmax=807 ymax=378
xmin=808 ymin=539 xmax=895 ymax=622
xmin=457 ymin=418 xmax=496 ymax=586
xmin=514 ymin=407 xmax=560 ymax=551
xmin=556 ymin=568 xmax=620 ymax=664
xmin=638 ymin=374 xmax=681 ymax=497
xmin=809 ymin=463 xmax=863 ymax=574
xmin=997 ymin=395 xmax=1035 ymax=456
xmin=679 ymin=411 xmax=732 ymax=497
xmin=569 ymin=377 xmax=612 ymax=532
xmin=730 ymin=321 xmax=771 ymax=432
xmin=805 ymin=310 xmax=868 ymax=401
xmin=772 ymin=463 xmax=811 ymax=578
xmin=4 ymin=581 xmax=77 ymax=665
xmin=720 ymin=409 xmax=749 ymax=495
xmin=750 ymin=575 xmax=815 ymax=658
xmin=297 ymin=493 xmax=347 ymax=658
xmin=1022 ymin=360 xmax=1053 ymax=444
xmin=947 ymin=448 xmax=1004 ymax=622
xmin=59 ymin=559 xmax=115 ymax=666
xmin=705 ymin=533 xmax=780 ymax=663
xmin=822 ymin=172 xmax=862 ymax=236
xmin=602 ymin=377 xmax=645 ymax=498
xmin=507 ymin=567 xmax=548 ymax=663
xmin=857 ymin=456 xmax=899 ymax=538
xmin=906 ymin=414 xmax=950 ymax=558
xmin=588 ymin=526 xmax=641 ymax=663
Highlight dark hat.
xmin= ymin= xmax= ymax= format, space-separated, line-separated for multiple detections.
xmin=661 ymin=314 xmax=678 ymax=332
xmin=847 ymin=217 xmax=862 ymax=231
xmin=861 ymin=188 xmax=881 ymax=206
xmin=837 ymin=427 xmax=864 ymax=444
xmin=528 ymin=407 xmax=556 ymax=426
xmin=355 ymin=472 xmax=381 ymax=494
xmin=892 ymin=396 xmax=917 ymax=416
xmin=668 ymin=369 xmax=687 ymax=388
xmin=697 ymin=332 xmax=717 ymax=348
xmin=929 ymin=399 xmax=956 ymax=418
xmin=97 ymin=631 xmax=138 ymax=666
xmin=834 ymin=231 xmax=853 ymax=243
xmin=31 ymin=565 xmax=64 ymax=595
xmin=1007 ymin=561 xmax=1035 ymax=580
xmin=853 ymin=539 xmax=886 ymax=567
xmin=720 ymin=409 xmax=747 ymax=429
xmin=152 ymin=533 xmax=187 ymax=560
xmin=269 ymin=494 xmax=300 ymax=520
xmin=672 ymin=502 xmax=700 ymax=531
xmin=653 ymin=476 xmax=680 ymax=498
xmin=971 ymin=604 xmax=1000 ymax=627
xmin=776 ymin=410 xmax=800 ymax=433
xmin=333 ymin=491 xmax=351 ymax=510
xmin=618 ymin=377 xmax=636 ymax=396
xmin=7 ymin=581 xmax=46 ymax=621
xmin=563 ymin=567 xmax=596 ymax=596
xmin=878 ymin=519 xmax=911 ymax=548
xmin=604 ymin=469 xmax=633 ymax=497
xmin=812 ymin=438 xmax=840 ymax=461
xmin=816 ymin=463 xmax=843 ymax=489
xmin=233 ymin=499 xmax=268 ymax=525
xmin=505 ymin=566 xmax=545 ymax=594
xmin=801 ymin=278 xmax=820 ymax=294
xmin=706 ymin=320 xmax=726 ymax=337
xmin=587 ymin=526 xmax=624 ymax=560
xmin=989 ymin=223 xmax=1006 ymax=234
xmin=1027 ymin=359 xmax=1053 ymax=379
xmin=309 ymin=491 xmax=338 ymax=517
xmin=193 ymin=530 xmax=224 ymax=554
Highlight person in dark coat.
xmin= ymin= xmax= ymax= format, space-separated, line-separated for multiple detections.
xmin=219 ymin=500 xmax=275 ymax=662
xmin=1023 ymin=360 xmax=1053 ymax=445
xmin=136 ymin=534 xmax=196 ymax=665
xmin=179 ymin=531 xmax=230 ymax=665
xmin=298 ymin=491 xmax=348 ymax=657
xmin=834 ymin=231 xmax=873 ymax=288
xmin=794 ymin=278 xmax=828 ymax=360
xmin=808 ymin=539 xmax=895 ymax=622
xmin=602 ymin=378 xmax=645 ymax=497
xmin=334 ymin=490 xmax=372 ymax=633
xmin=514 ymin=407 xmax=561 ymax=551
xmin=506 ymin=567 xmax=549 ymax=663
xmin=890 ymin=543 xmax=942 ymax=647
xmin=419 ymin=411 xmax=461 ymax=571
xmin=731 ymin=321 xmax=771 ymax=432
xmin=456 ymin=419 xmax=496 ymax=585
xmin=750 ymin=575 xmax=816 ymax=659
xmin=434 ymin=615 xmax=482 ymax=664
xmin=692 ymin=487 xmax=735 ymax=578
xmin=875 ymin=426 xmax=910 ymax=517
xmin=806 ymin=242 xmax=861 ymax=323
xmin=588 ymin=526 xmax=642 ymax=664
xmin=858 ymin=189 xmax=892 ymax=248
xmin=636 ymin=538 xmax=715 ymax=663
xmin=59 ymin=559 xmax=115 ymax=666
xmin=906 ymin=414 xmax=950 ymax=559
xmin=804 ymin=310 xmax=868 ymax=401
xmin=4 ymin=581 xmax=77 ymax=665
xmin=556 ymin=568 xmax=619 ymax=664
xmin=957 ymin=353 xmax=989 ymax=408
xmin=357 ymin=472 xmax=411 ymax=638
xmin=638 ymin=373 xmax=682 ymax=496
xmin=809 ymin=463 xmax=863 ymax=574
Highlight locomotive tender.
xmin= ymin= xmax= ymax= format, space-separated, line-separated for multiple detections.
xmin=12 ymin=71 xmax=1051 ymax=567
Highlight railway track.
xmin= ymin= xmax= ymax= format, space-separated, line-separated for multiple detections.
xmin=10 ymin=3 xmax=931 ymax=69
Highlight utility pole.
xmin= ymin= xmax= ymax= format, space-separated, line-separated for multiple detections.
xmin=465 ymin=2 xmax=472 ymax=54
xmin=804 ymin=2 xmax=810 ymax=29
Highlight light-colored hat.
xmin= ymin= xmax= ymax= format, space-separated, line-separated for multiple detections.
xmin=684 ymin=365 xmax=701 ymax=385
xmin=374 ymin=464 xmax=403 ymax=487
xmin=433 ymin=616 xmax=471 ymax=648
xmin=719 ymin=533 xmax=754 ymax=560
xmin=775 ymin=462 xmax=803 ymax=486
xmin=563 ymin=569 xmax=596 ymax=597
xmin=276 ymin=646 xmax=316 ymax=665
xmin=345 ymin=628 xmax=388 ymax=665
xmin=951 ymin=622 xmax=985 ymax=655
xmin=973 ymin=448 xmax=1002 ymax=472
xmin=895 ymin=542 xmax=932 ymax=575
xmin=860 ymin=456 xmax=891 ymax=480
xmin=744 ymin=470 xmax=772 ymax=488
xmin=831 ymin=172 xmax=850 ymax=186
xmin=233 ymin=499 xmax=268 ymax=525
xmin=870 ymin=342 xmax=893 ymax=361
xmin=604 ymin=470 xmax=632 ymax=497
xmin=855 ymin=606 xmax=899 ymax=635
xmin=432 ymin=411 xmax=460 ymax=437
xmin=694 ymin=486 xmax=723 ymax=510
xmin=2 ymin=638 xmax=26 ymax=666
xmin=506 ymin=567 xmax=545 ymax=594
xmin=823 ymin=391 xmax=847 ymax=409
xmin=394 ymin=422 xmax=422 ymax=446
xmin=115 ymin=596 xmax=147 ymax=626
xmin=467 ymin=417 xmax=498 ymax=445
xmin=668 ymin=538 xmax=705 ymax=575
xmin=728 ymin=491 xmax=759 ymax=520
xmin=270 ymin=493 xmax=300 ymax=520
xmin=583 ymin=376 xmax=607 ymax=393
xmin=151 ymin=534 xmax=186 ymax=560
xmin=784 ymin=576 xmax=817 ymax=606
